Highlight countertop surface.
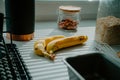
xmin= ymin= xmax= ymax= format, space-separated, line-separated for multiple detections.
xmin=3 ymin=20 xmax=120 ymax=80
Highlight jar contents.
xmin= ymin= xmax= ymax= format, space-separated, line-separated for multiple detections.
xmin=59 ymin=18 xmax=78 ymax=30
xmin=58 ymin=6 xmax=81 ymax=30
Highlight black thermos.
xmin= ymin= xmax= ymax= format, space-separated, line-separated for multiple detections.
xmin=0 ymin=13 xmax=4 ymax=36
xmin=5 ymin=0 xmax=35 ymax=41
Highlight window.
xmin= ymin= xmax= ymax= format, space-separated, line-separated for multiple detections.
xmin=35 ymin=0 xmax=99 ymax=21
xmin=36 ymin=0 xmax=98 ymax=1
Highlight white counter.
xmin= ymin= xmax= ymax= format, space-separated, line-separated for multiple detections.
xmin=3 ymin=20 xmax=120 ymax=80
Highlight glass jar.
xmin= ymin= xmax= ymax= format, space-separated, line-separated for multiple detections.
xmin=58 ymin=5 xmax=81 ymax=30
xmin=95 ymin=0 xmax=120 ymax=45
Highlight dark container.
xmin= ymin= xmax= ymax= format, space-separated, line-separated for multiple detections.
xmin=0 ymin=13 xmax=4 ymax=36
xmin=5 ymin=0 xmax=35 ymax=41
xmin=64 ymin=53 xmax=120 ymax=80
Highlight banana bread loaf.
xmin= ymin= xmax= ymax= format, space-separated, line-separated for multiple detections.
xmin=95 ymin=16 xmax=120 ymax=45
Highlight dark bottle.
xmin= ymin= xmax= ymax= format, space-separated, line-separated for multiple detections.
xmin=0 ymin=13 xmax=4 ymax=36
xmin=5 ymin=0 xmax=35 ymax=41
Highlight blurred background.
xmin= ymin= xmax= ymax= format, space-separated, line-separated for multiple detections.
xmin=0 ymin=0 xmax=99 ymax=21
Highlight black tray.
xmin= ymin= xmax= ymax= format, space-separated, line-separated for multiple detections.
xmin=63 ymin=52 xmax=120 ymax=80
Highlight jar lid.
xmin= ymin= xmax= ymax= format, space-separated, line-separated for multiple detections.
xmin=59 ymin=5 xmax=81 ymax=12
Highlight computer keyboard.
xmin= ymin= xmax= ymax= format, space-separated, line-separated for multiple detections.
xmin=0 ymin=38 xmax=32 ymax=80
